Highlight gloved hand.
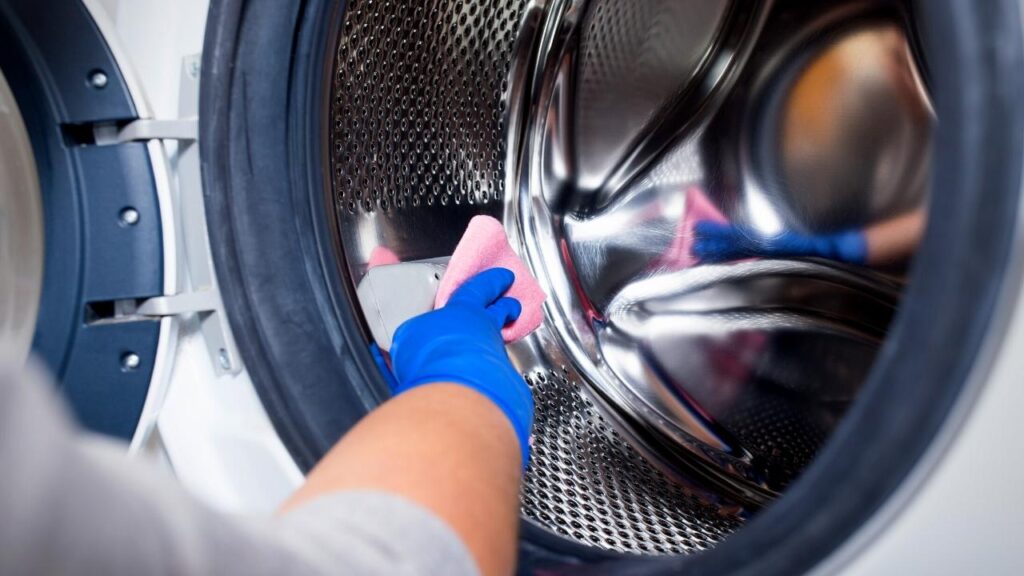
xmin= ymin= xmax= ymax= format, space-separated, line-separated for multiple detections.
xmin=388 ymin=267 xmax=534 ymax=469
xmin=693 ymin=220 xmax=868 ymax=265
xmin=369 ymin=343 xmax=400 ymax=391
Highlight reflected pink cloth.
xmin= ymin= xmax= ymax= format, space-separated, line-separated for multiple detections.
xmin=435 ymin=215 xmax=546 ymax=342
xmin=368 ymin=246 xmax=401 ymax=268
xmin=660 ymin=186 xmax=729 ymax=268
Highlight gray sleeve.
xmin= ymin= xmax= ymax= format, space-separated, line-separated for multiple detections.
xmin=0 ymin=361 xmax=479 ymax=576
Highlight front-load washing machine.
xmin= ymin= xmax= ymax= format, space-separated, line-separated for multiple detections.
xmin=2 ymin=0 xmax=1023 ymax=573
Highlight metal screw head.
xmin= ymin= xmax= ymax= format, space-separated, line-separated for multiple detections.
xmin=121 ymin=352 xmax=141 ymax=371
xmin=88 ymin=70 xmax=109 ymax=89
xmin=119 ymin=207 xmax=140 ymax=226
xmin=217 ymin=348 xmax=231 ymax=370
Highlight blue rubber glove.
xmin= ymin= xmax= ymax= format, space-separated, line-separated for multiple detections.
xmin=369 ymin=343 xmax=400 ymax=391
xmin=693 ymin=220 xmax=868 ymax=265
xmin=388 ymin=267 xmax=533 ymax=469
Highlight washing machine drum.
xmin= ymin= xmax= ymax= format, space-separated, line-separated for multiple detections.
xmin=201 ymin=0 xmax=1024 ymax=573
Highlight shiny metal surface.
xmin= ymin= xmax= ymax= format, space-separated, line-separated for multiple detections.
xmin=773 ymin=25 xmax=931 ymax=233
xmin=329 ymin=0 xmax=933 ymax=554
xmin=598 ymin=261 xmax=898 ymax=490
xmin=515 ymin=0 xmax=930 ymax=502
xmin=523 ymin=367 xmax=741 ymax=553
xmin=0 ymin=70 xmax=43 ymax=365
xmin=573 ymin=0 xmax=730 ymax=195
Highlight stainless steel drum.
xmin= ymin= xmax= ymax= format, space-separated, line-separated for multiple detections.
xmin=327 ymin=0 xmax=932 ymax=554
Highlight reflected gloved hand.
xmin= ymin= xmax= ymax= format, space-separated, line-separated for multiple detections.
xmin=693 ymin=220 xmax=868 ymax=265
xmin=389 ymin=267 xmax=533 ymax=468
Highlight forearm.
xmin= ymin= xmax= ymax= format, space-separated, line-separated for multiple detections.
xmin=282 ymin=383 xmax=522 ymax=576
xmin=864 ymin=208 xmax=927 ymax=266
xmin=1 ymin=361 xmax=479 ymax=576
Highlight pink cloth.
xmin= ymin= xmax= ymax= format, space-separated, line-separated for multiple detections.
xmin=659 ymin=186 xmax=729 ymax=268
xmin=435 ymin=215 xmax=547 ymax=342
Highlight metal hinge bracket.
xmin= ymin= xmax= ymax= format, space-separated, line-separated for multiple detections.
xmin=137 ymin=290 xmax=218 ymax=316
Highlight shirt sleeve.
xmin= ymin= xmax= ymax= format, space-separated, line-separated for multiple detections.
xmin=0 ymin=360 xmax=479 ymax=576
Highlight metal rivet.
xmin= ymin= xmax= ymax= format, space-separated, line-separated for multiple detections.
xmin=121 ymin=352 xmax=140 ymax=371
xmin=88 ymin=69 xmax=109 ymax=89
xmin=119 ymin=207 xmax=140 ymax=226
xmin=217 ymin=348 xmax=231 ymax=370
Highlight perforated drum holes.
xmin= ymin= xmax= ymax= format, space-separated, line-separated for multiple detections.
xmin=329 ymin=1 xmax=525 ymax=214
xmin=523 ymin=370 xmax=741 ymax=554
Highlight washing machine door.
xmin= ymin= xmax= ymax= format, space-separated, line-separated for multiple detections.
xmin=0 ymin=0 xmax=179 ymax=442
xmin=0 ymin=67 xmax=42 ymax=367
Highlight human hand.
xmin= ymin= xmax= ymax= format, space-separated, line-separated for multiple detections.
xmin=389 ymin=268 xmax=533 ymax=467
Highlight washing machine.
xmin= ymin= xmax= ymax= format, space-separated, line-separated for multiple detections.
xmin=2 ymin=0 xmax=1023 ymax=573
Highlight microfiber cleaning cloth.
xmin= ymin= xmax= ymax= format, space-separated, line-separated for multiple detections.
xmin=435 ymin=215 xmax=546 ymax=342
xmin=659 ymin=186 xmax=729 ymax=268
